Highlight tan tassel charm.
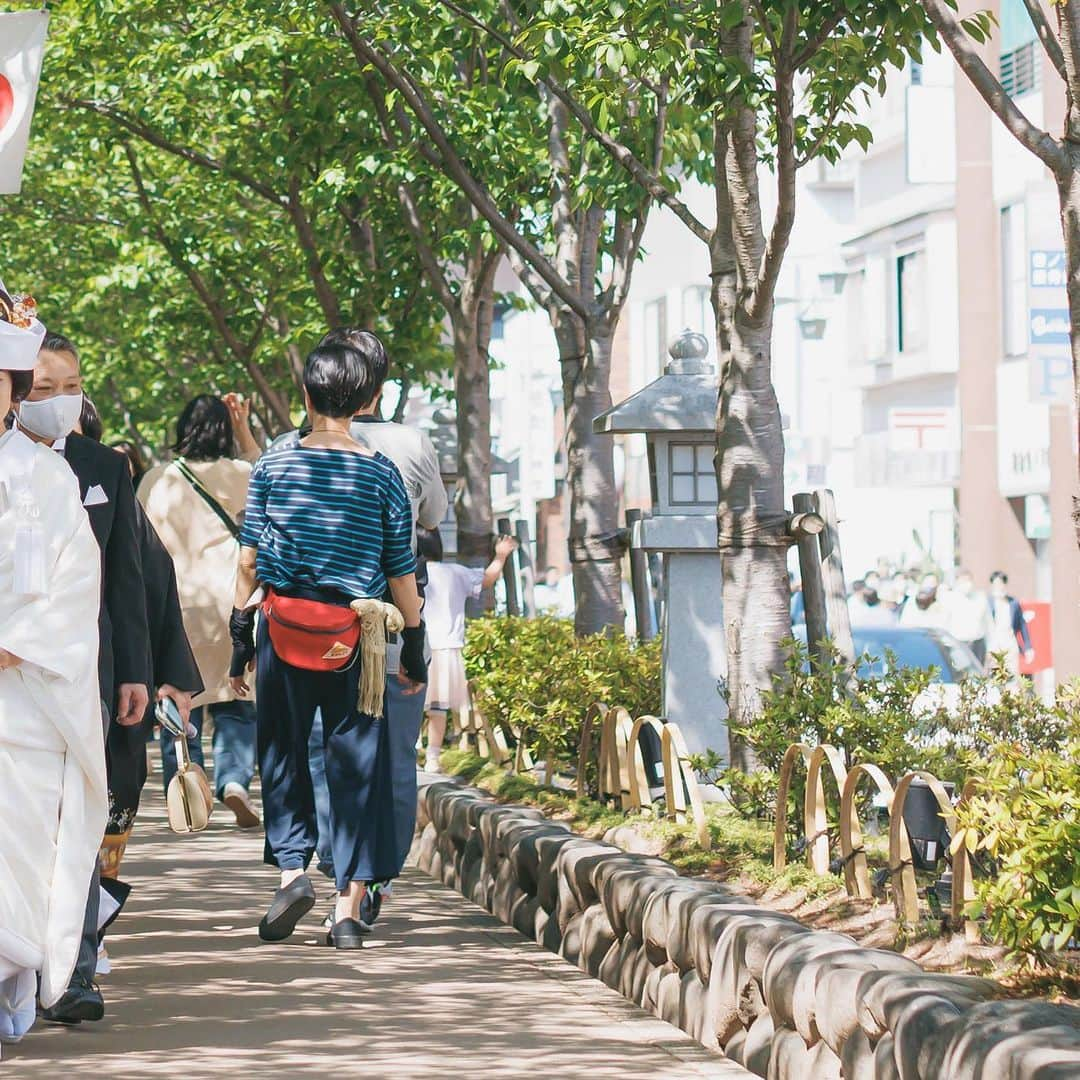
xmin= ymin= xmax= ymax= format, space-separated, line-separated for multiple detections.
xmin=350 ymin=599 xmax=406 ymax=717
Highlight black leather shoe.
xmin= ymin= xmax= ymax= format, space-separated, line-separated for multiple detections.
xmin=326 ymin=918 xmax=365 ymax=950
xmin=258 ymin=875 xmax=316 ymax=942
xmin=39 ymin=978 xmax=105 ymax=1024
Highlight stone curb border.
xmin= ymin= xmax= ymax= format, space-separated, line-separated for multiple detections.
xmin=416 ymin=781 xmax=1080 ymax=1079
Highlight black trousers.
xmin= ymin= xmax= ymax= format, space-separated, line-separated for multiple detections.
xmin=256 ymin=621 xmax=399 ymax=892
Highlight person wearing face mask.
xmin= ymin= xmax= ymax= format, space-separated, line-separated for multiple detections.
xmin=946 ymin=569 xmax=989 ymax=665
xmin=14 ymin=331 xmax=151 ymax=1026
xmin=986 ymin=570 xmax=1034 ymax=679
xmin=0 ymin=290 xmax=106 ymax=1050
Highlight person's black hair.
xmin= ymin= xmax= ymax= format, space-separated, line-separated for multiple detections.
xmin=864 ymin=588 xmax=881 ymax=608
xmin=173 ymin=394 xmax=234 ymax=461
xmin=79 ymin=394 xmax=104 ymax=442
xmin=417 ymin=526 xmax=444 ymax=564
xmin=317 ymin=328 xmax=389 ymax=403
xmin=41 ymin=331 xmax=79 ymax=364
xmin=303 ymin=342 xmax=382 ymax=419
xmin=6 ymin=369 xmax=32 ymax=404
xmin=990 ymin=570 xmax=1008 ymax=585
xmin=110 ymin=439 xmax=148 ymax=486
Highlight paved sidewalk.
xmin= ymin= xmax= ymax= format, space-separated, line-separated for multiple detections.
xmin=6 ymin=787 xmax=744 ymax=1078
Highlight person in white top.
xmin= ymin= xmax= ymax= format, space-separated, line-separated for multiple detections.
xmin=418 ymin=527 xmax=517 ymax=772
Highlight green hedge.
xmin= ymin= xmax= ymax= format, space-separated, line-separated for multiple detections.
xmin=463 ymin=615 xmax=661 ymax=774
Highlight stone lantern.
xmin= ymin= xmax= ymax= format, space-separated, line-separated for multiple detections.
xmin=593 ymin=329 xmax=728 ymax=760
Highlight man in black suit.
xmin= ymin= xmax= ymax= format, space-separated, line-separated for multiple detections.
xmin=14 ymin=332 xmax=151 ymax=1023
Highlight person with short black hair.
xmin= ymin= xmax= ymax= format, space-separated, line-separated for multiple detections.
xmin=229 ymin=340 xmax=426 ymax=949
xmin=268 ymin=326 xmax=446 ymax=932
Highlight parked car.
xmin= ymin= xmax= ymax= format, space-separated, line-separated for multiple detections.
xmin=793 ymin=623 xmax=984 ymax=684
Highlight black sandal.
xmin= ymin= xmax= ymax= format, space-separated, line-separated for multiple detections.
xmin=258 ymin=875 xmax=316 ymax=942
xmin=327 ymin=917 xmax=365 ymax=950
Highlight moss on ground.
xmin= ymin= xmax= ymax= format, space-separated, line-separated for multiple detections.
xmin=439 ymin=749 xmax=841 ymax=898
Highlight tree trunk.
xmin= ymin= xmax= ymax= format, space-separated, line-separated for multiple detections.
xmin=714 ymin=309 xmax=792 ymax=772
xmin=1055 ymin=158 xmax=1080 ymax=544
xmin=453 ymin=318 xmax=494 ymax=567
xmin=555 ymin=314 xmax=625 ymax=636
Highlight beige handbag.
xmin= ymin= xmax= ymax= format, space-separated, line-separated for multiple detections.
xmin=157 ymin=699 xmax=213 ymax=834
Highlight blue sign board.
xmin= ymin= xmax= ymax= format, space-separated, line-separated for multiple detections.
xmin=1029 ymin=308 xmax=1071 ymax=346
xmin=1030 ymin=250 xmax=1067 ymax=289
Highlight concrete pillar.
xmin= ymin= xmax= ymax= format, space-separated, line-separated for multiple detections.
xmin=954 ymin=0 xmax=1036 ymax=594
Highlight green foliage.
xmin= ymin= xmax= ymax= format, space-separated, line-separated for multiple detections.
xmin=463 ymin=615 xmax=661 ymax=772
xmin=954 ymin=713 xmax=1080 ymax=962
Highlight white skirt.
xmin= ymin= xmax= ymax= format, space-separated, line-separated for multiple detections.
xmin=426 ymin=648 xmax=471 ymax=713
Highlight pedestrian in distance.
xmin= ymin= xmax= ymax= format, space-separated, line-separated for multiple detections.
xmin=138 ymin=394 xmax=263 ymax=829
xmin=418 ymin=526 xmax=518 ymax=773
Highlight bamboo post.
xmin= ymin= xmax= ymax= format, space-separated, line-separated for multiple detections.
xmin=804 ymin=744 xmax=848 ymax=875
xmin=515 ymin=520 xmax=537 ymax=617
xmin=661 ymin=722 xmax=711 ymax=850
xmin=813 ymin=489 xmax=855 ymax=669
xmin=627 ymin=714 xmax=666 ymax=811
xmin=625 ymin=508 xmax=656 ymax=641
xmin=793 ymin=492 xmax=829 ymax=672
xmin=839 ymin=762 xmax=896 ymax=898
xmin=774 ymin=743 xmax=813 ymax=871
xmin=497 ymin=516 xmax=521 ymax=616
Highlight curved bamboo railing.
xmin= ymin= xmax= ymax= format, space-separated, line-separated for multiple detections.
xmin=775 ymin=739 xmax=979 ymax=937
xmin=627 ymin=714 xmax=666 ymax=812
xmin=571 ymin=704 xmax=711 ymax=849
xmin=773 ymin=742 xmax=847 ymax=875
xmin=839 ymin=762 xmax=895 ymax=899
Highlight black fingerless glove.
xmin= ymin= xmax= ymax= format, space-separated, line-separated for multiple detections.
xmin=229 ymin=607 xmax=256 ymax=678
xmin=400 ymin=624 xmax=428 ymax=685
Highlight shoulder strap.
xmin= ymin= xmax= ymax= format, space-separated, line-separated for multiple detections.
xmin=173 ymin=459 xmax=241 ymax=541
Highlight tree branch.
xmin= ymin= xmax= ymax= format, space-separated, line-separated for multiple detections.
xmin=67 ymin=97 xmax=285 ymax=205
xmin=1056 ymin=0 xmax=1080 ymax=130
xmin=1022 ymin=0 xmax=1067 ymax=81
xmin=750 ymin=59 xmax=797 ymax=321
xmin=921 ymin=0 xmax=1067 ymax=172
xmin=328 ymin=3 xmax=589 ymax=319
xmin=123 ymin=144 xmax=294 ymax=429
xmin=285 ymin=174 xmax=343 ymax=327
xmin=434 ymin=0 xmax=712 ymax=244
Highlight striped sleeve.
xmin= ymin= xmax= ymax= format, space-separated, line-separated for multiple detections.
xmin=381 ymin=463 xmax=417 ymax=579
xmin=238 ymin=457 xmax=269 ymax=548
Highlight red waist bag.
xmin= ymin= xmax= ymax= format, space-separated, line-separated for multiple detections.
xmin=263 ymin=589 xmax=360 ymax=672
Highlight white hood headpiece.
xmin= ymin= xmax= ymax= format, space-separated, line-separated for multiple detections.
xmin=0 ymin=278 xmax=45 ymax=371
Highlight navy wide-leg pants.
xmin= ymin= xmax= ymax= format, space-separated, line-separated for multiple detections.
xmin=255 ymin=622 xmax=399 ymax=892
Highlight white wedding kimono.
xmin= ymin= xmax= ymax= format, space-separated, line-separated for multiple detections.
xmin=0 ymin=428 xmax=105 ymax=1046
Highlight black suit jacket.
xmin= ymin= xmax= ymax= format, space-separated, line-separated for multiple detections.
xmin=137 ymin=509 xmax=204 ymax=695
xmin=63 ymin=432 xmax=152 ymax=708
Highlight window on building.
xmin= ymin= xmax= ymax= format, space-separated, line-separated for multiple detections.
xmin=1000 ymin=0 xmax=1040 ymax=97
xmin=896 ymin=250 xmax=927 ymax=354
xmin=669 ymin=442 xmax=718 ymax=506
xmin=644 ymin=297 xmax=667 ymax=378
xmin=1001 ymin=202 xmax=1028 ymax=357
xmin=681 ymin=285 xmax=711 ymax=338
xmin=909 ymin=60 xmax=923 ymax=86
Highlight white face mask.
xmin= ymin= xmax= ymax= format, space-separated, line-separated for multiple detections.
xmin=18 ymin=392 xmax=84 ymax=442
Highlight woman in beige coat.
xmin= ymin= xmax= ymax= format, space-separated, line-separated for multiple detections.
xmin=138 ymin=394 xmax=262 ymax=827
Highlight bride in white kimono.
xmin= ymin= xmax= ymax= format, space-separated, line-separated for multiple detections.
xmin=0 ymin=292 xmax=106 ymax=1051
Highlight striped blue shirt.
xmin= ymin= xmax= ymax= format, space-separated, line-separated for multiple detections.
xmin=239 ymin=446 xmax=416 ymax=599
